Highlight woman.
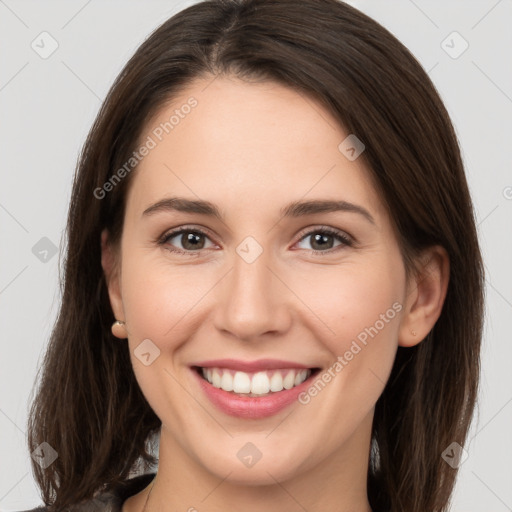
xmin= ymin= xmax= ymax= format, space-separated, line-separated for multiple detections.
xmin=25 ymin=0 xmax=484 ymax=511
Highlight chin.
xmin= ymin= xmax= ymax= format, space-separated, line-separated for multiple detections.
xmin=194 ymin=442 xmax=313 ymax=486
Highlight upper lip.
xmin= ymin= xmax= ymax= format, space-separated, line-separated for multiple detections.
xmin=191 ymin=358 xmax=315 ymax=372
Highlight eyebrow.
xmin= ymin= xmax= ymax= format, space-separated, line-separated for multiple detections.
xmin=142 ymin=196 xmax=375 ymax=225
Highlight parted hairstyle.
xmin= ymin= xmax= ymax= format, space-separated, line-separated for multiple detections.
xmin=27 ymin=1 xmax=485 ymax=511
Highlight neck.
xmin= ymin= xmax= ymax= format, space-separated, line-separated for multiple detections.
xmin=133 ymin=413 xmax=374 ymax=512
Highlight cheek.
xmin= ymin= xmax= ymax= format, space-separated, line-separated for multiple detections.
xmin=118 ymin=252 xmax=210 ymax=424
xmin=291 ymin=256 xmax=404 ymax=354
xmin=290 ymin=254 xmax=404 ymax=422
xmin=120 ymin=251 xmax=213 ymax=342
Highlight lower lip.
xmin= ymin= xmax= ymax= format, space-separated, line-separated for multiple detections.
xmin=192 ymin=368 xmax=317 ymax=419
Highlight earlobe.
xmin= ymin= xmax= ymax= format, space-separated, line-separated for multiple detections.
xmin=100 ymin=229 xmax=125 ymax=326
xmin=398 ymin=246 xmax=450 ymax=347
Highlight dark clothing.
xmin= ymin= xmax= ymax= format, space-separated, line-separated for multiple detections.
xmin=20 ymin=473 xmax=156 ymax=512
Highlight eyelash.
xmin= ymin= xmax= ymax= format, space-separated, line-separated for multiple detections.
xmin=157 ymin=225 xmax=354 ymax=257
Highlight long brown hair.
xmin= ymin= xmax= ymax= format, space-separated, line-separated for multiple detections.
xmin=27 ymin=1 xmax=485 ymax=510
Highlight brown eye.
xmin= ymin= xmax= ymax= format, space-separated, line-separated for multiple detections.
xmin=160 ymin=228 xmax=215 ymax=254
xmin=296 ymin=228 xmax=353 ymax=253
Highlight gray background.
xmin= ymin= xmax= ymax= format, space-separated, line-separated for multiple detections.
xmin=1 ymin=1 xmax=511 ymax=510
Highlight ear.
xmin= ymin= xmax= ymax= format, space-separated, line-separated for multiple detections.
xmin=101 ymin=229 xmax=125 ymax=323
xmin=398 ymin=245 xmax=450 ymax=347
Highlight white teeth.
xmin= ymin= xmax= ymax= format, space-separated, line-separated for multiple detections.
xmin=294 ymin=369 xmax=308 ymax=386
xmin=251 ymin=372 xmax=270 ymax=394
xmin=283 ymin=371 xmax=295 ymax=389
xmin=233 ymin=371 xmax=251 ymax=393
xmin=220 ymin=371 xmax=233 ymax=391
xmin=269 ymin=372 xmax=284 ymax=392
xmin=200 ymin=367 xmax=311 ymax=396
xmin=211 ymin=369 xmax=221 ymax=388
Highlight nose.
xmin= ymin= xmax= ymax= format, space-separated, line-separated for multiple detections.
xmin=213 ymin=247 xmax=292 ymax=341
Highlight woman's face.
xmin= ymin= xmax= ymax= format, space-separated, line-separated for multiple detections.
xmin=105 ymin=76 xmax=411 ymax=484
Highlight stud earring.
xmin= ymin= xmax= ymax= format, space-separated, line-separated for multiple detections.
xmin=111 ymin=320 xmax=127 ymax=339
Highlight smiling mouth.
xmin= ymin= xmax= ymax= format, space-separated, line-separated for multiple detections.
xmin=193 ymin=366 xmax=321 ymax=397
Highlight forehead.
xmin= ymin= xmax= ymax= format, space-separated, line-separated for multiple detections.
xmin=126 ymin=76 xmax=386 ymax=223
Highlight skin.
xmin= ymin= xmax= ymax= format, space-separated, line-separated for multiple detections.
xmin=102 ymin=75 xmax=449 ymax=512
